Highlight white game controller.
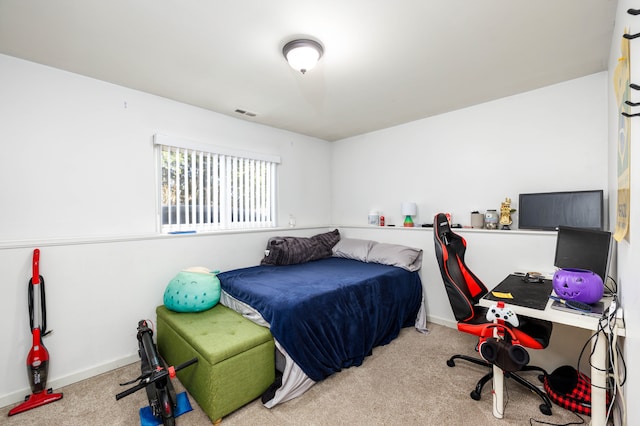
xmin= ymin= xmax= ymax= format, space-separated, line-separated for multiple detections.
xmin=486 ymin=304 xmax=519 ymax=327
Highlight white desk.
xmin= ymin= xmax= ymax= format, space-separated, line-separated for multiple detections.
xmin=479 ymin=293 xmax=625 ymax=426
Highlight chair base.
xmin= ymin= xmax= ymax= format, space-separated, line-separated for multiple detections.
xmin=447 ymin=354 xmax=553 ymax=416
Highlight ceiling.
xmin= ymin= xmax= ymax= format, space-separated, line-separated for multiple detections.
xmin=0 ymin=0 xmax=618 ymax=141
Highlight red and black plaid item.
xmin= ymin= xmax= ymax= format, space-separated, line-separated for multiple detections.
xmin=543 ymin=365 xmax=610 ymax=416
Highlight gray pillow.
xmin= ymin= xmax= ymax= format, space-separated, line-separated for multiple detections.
xmin=367 ymin=242 xmax=423 ymax=272
xmin=332 ymin=238 xmax=375 ymax=262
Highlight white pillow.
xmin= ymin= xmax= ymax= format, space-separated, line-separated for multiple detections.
xmin=367 ymin=243 xmax=423 ymax=272
xmin=332 ymin=238 xmax=376 ymax=262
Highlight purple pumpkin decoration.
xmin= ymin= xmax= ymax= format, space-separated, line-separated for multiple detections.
xmin=552 ymin=268 xmax=604 ymax=304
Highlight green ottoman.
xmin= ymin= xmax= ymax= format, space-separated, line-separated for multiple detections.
xmin=156 ymin=304 xmax=275 ymax=423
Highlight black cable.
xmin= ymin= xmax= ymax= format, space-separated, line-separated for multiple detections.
xmin=494 ymin=377 xmax=510 ymax=418
xmin=40 ymin=275 xmax=48 ymax=335
xmin=603 ymin=275 xmax=617 ymax=296
xmin=532 ymin=277 xmax=624 ymax=425
xmin=602 ymin=308 xmax=627 ymax=421
xmin=572 ymin=277 xmax=627 ymax=423
xmin=27 ymin=274 xmax=48 ymax=335
xmin=28 ymin=276 xmax=34 ymax=331
xmin=529 ymin=410 xmax=585 ymax=426
xmin=575 ymin=324 xmax=611 ymax=391
xmin=571 ymin=298 xmax=627 ymax=415
xmin=615 ymin=342 xmax=627 ymax=386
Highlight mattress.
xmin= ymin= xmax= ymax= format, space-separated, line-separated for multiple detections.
xmin=217 ymin=257 xmax=426 ymax=406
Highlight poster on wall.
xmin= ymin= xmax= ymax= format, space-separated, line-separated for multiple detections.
xmin=613 ymin=34 xmax=631 ymax=242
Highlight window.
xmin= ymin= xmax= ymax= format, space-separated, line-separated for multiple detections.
xmin=154 ymin=134 xmax=279 ymax=233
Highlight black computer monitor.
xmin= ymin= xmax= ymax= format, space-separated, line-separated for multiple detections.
xmin=518 ymin=190 xmax=604 ymax=231
xmin=554 ymin=226 xmax=612 ymax=282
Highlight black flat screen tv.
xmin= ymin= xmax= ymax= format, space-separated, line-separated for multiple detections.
xmin=518 ymin=190 xmax=604 ymax=231
xmin=554 ymin=226 xmax=612 ymax=282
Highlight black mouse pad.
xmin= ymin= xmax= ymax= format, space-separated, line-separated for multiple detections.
xmin=483 ymin=274 xmax=553 ymax=310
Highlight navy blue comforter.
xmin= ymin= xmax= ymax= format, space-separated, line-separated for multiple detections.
xmin=217 ymin=257 xmax=422 ymax=382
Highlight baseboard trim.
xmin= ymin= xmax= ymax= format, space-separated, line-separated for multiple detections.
xmin=426 ymin=314 xmax=457 ymax=329
xmin=2 ymin=317 xmax=456 ymax=409
xmin=0 ymin=354 xmax=139 ymax=409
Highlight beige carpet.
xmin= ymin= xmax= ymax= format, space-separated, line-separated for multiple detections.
xmin=1 ymin=323 xmax=587 ymax=425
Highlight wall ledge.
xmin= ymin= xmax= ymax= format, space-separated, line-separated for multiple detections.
xmin=0 ymin=225 xmax=335 ymax=250
xmin=336 ymin=224 xmax=557 ymax=237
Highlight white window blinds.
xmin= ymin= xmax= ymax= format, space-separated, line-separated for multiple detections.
xmin=154 ymin=134 xmax=279 ymax=232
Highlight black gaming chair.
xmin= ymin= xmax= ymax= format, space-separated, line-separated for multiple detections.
xmin=433 ymin=213 xmax=554 ymax=415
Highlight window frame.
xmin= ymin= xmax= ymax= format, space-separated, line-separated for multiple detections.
xmin=154 ymin=134 xmax=280 ymax=233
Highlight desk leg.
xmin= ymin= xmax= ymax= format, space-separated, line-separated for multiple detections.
xmin=492 ymin=364 xmax=504 ymax=419
xmin=590 ymin=329 xmax=608 ymax=426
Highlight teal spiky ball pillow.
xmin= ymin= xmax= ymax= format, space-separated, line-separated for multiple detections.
xmin=163 ymin=267 xmax=221 ymax=312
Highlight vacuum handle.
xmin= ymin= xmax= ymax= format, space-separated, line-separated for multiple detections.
xmin=28 ymin=248 xmax=47 ymax=333
xmin=32 ymin=249 xmax=40 ymax=285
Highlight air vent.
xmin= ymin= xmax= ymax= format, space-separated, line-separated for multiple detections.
xmin=234 ymin=109 xmax=257 ymax=117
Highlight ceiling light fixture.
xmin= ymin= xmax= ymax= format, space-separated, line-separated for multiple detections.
xmin=282 ymin=39 xmax=323 ymax=74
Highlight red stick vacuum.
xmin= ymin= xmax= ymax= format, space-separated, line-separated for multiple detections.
xmin=8 ymin=249 xmax=63 ymax=416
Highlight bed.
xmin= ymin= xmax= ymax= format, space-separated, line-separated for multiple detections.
xmin=217 ymin=232 xmax=427 ymax=407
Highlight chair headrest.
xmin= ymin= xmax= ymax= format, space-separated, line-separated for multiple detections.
xmin=434 ymin=213 xmax=454 ymax=244
xmin=434 ymin=213 xmax=450 ymax=230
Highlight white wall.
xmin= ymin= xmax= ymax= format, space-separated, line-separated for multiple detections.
xmin=0 ymin=54 xmax=333 ymax=406
xmin=332 ymin=74 xmax=610 ymax=388
xmin=0 ymin=54 xmax=332 ymax=242
xmin=609 ymin=1 xmax=640 ymax=424
xmin=331 ymin=73 xmax=608 ymax=228
xmin=331 ymin=73 xmax=609 ymax=322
